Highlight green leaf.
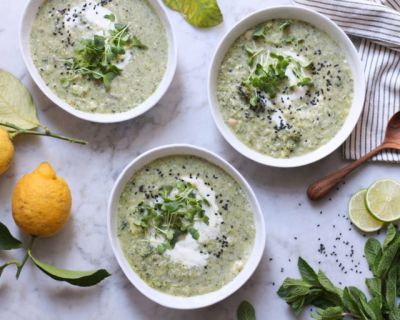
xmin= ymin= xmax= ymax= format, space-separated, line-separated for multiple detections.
xmin=386 ymin=266 xmax=397 ymax=310
xmin=298 ymin=257 xmax=319 ymax=286
xmin=104 ymin=14 xmax=115 ymax=22
xmin=162 ymin=0 xmax=180 ymax=11
xmin=368 ymin=297 xmax=383 ymax=320
xmin=311 ymin=306 xmax=344 ymax=320
xmin=343 ymin=286 xmax=369 ymax=319
xmin=383 ymin=224 xmax=397 ymax=249
xmin=0 ymin=70 xmax=40 ymax=130
xmin=317 ymin=271 xmax=343 ymax=299
xmin=366 ymin=277 xmax=382 ymax=300
xmin=237 ymin=300 xmax=256 ymax=320
xmin=0 ymin=222 xmax=22 ymax=250
xmin=359 ymin=298 xmax=378 ymax=320
xmin=252 ymin=25 xmax=268 ymax=39
xmin=29 ymin=251 xmax=110 ymax=287
xmin=277 ymin=278 xmax=314 ymax=314
xmin=279 ymin=20 xmax=292 ymax=31
xmin=376 ymin=235 xmax=400 ymax=278
xmin=163 ymin=0 xmax=223 ymax=28
xmin=365 ymin=238 xmax=382 ymax=276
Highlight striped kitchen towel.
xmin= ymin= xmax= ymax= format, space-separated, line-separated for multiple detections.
xmin=293 ymin=0 xmax=400 ymax=162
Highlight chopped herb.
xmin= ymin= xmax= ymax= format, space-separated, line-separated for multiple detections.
xmin=104 ymin=13 xmax=115 ymax=22
xmin=61 ymin=23 xmax=147 ymax=90
xmin=252 ymin=24 xmax=271 ymax=40
xmin=279 ymin=19 xmax=292 ymax=31
xmin=132 ymin=181 xmax=211 ymax=254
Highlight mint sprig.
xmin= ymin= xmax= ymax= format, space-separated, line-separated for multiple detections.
xmin=62 ymin=23 xmax=147 ymax=90
xmin=132 ymin=181 xmax=211 ymax=254
xmin=277 ymin=224 xmax=400 ymax=319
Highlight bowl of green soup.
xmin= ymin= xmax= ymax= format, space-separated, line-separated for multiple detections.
xmin=208 ymin=5 xmax=365 ymax=167
xmin=20 ymin=0 xmax=177 ymax=123
xmin=107 ymin=144 xmax=265 ymax=309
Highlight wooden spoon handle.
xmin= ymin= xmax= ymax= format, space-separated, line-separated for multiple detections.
xmin=307 ymin=145 xmax=386 ymax=201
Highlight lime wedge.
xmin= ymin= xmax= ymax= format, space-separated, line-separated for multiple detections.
xmin=366 ymin=179 xmax=400 ymax=222
xmin=349 ymin=189 xmax=384 ymax=232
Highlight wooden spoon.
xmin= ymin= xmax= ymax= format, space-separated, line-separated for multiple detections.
xmin=307 ymin=111 xmax=400 ymax=201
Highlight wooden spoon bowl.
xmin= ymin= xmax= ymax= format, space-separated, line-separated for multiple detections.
xmin=307 ymin=111 xmax=400 ymax=201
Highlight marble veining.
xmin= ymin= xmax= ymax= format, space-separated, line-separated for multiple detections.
xmin=0 ymin=0 xmax=399 ymax=319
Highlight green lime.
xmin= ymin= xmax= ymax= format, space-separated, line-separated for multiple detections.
xmin=366 ymin=179 xmax=400 ymax=222
xmin=349 ymin=189 xmax=384 ymax=232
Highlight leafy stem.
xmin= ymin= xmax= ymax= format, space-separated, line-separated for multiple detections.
xmin=16 ymin=236 xmax=36 ymax=279
xmin=0 ymin=260 xmax=21 ymax=276
xmin=1 ymin=122 xmax=87 ymax=145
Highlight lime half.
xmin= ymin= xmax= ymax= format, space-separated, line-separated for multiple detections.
xmin=366 ymin=179 xmax=400 ymax=222
xmin=349 ymin=189 xmax=384 ymax=232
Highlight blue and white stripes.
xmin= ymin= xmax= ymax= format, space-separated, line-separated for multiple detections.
xmin=294 ymin=0 xmax=400 ymax=162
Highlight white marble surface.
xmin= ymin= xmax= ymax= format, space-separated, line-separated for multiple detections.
xmin=0 ymin=0 xmax=399 ymax=319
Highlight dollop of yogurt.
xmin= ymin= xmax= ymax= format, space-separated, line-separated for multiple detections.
xmin=63 ymin=2 xmax=114 ymax=31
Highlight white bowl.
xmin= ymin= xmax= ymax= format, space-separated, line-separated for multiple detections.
xmin=208 ymin=5 xmax=365 ymax=168
xmin=20 ymin=0 xmax=177 ymax=123
xmin=107 ymin=144 xmax=266 ymax=309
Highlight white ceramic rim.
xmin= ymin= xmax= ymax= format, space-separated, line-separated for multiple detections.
xmin=107 ymin=144 xmax=266 ymax=309
xmin=20 ymin=0 xmax=177 ymax=123
xmin=208 ymin=5 xmax=366 ymax=168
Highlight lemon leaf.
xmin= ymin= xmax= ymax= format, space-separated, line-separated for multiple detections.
xmin=163 ymin=0 xmax=180 ymax=11
xmin=0 ymin=222 xmax=22 ymax=250
xmin=163 ymin=0 xmax=223 ymax=28
xmin=0 ymin=70 xmax=40 ymax=130
xmin=29 ymin=251 xmax=111 ymax=287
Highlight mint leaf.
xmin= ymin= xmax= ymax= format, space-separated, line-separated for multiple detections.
xmin=317 ymin=271 xmax=343 ymax=302
xmin=237 ymin=300 xmax=256 ymax=320
xmin=342 ymin=287 xmax=368 ymax=318
xmin=383 ymin=224 xmax=397 ymax=249
xmin=366 ymin=277 xmax=382 ymax=300
xmin=29 ymin=251 xmax=110 ymax=287
xmin=365 ymin=238 xmax=382 ymax=276
xmin=298 ymin=257 xmax=319 ymax=286
xmin=376 ymin=235 xmax=400 ymax=278
xmin=385 ymin=266 xmax=397 ymax=310
xmin=311 ymin=306 xmax=344 ymax=320
xmin=0 ymin=222 xmax=22 ymax=250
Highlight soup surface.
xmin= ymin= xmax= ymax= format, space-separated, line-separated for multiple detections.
xmin=30 ymin=0 xmax=168 ymax=113
xmin=117 ymin=155 xmax=256 ymax=296
xmin=217 ymin=19 xmax=353 ymax=158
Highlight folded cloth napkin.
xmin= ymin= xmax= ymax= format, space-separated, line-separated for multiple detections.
xmin=293 ymin=0 xmax=400 ymax=162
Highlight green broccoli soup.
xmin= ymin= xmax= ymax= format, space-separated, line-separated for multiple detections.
xmin=117 ymin=155 xmax=256 ymax=296
xmin=30 ymin=0 xmax=168 ymax=113
xmin=217 ymin=19 xmax=353 ymax=158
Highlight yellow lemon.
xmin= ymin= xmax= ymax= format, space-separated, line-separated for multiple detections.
xmin=0 ymin=128 xmax=14 ymax=175
xmin=12 ymin=162 xmax=72 ymax=237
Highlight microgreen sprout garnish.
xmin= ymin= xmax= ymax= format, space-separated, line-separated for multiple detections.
xmin=252 ymin=23 xmax=272 ymax=40
xmin=239 ymin=51 xmax=313 ymax=112
xmin=279 ymin=19 xmax=292 ymax=31
xmin=132 ymin=181 xmax=210 ymax=254
xmin=61 ymin=23 xmax=147 ymax=90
